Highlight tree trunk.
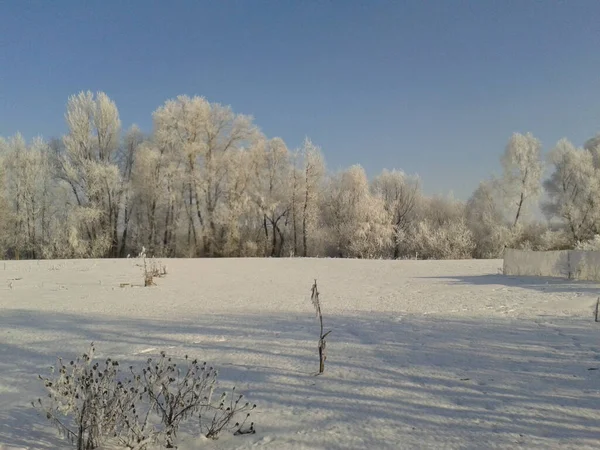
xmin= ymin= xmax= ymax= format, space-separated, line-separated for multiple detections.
xmin=119 ymin=200 xmax=131 ymax=257
xmin=302 ymin=211 xmax=309 ymax=258
xmin=513 ymin=191 xmax=525 ymax=228
xmin=393 ymin=232 xmax=400 ymax=259
xmin=263 ymin=214 xmax=269 ymax=257
xmin=271 ymin=217 xmax=277 ymax=257
xmin=148 ymin=200 xmax=157 ymax=254
xmin=291 ymin=172 xmax=298 ymax=256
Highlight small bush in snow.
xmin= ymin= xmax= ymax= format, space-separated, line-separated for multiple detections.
xmin=34 ymin=344 xmax=256 ymax=449
xmin=142 ymin=352 xmax=255 ymax=447
xmin=33 ymin=344 xmax=136 ymax=450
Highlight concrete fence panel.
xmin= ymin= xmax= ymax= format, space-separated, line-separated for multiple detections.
xmin=571 ymin=250 xmax=600 ymax=281
xmin=503 ymin=249 xmax=569 ymax=278
xmin=503 ymin=249 xmax=600 ymax=281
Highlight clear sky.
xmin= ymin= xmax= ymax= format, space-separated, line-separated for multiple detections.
xmin=1 ymin=1 xmax=599 ymax=199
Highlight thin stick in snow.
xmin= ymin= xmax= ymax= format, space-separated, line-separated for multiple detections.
xmin=310 ymin=280 xmax=331 ymax=374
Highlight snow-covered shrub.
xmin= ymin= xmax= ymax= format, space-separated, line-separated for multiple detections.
xmin=465 ymin=180 xmax=511 ymax=258
xmin=34 ymin=344 xmax=136 ymax=449
xmin=240 ymin=240 xmax=260 ymax=257
xmin=141 ymin=352 xmax=255 ymax=447
xmin=536 ymin=228 xmax=573 ymax=251
xmin=320 ymin=165 xmax=393 ymax=258
xmin=34 ymin=344 xmax=256 ymax=449
xmin=404 ymin=218 xmax=475 ymax=260
xmin=509 ymin=222 xmax=551 ymax=251
xmin=575 ymin=235 xmax=600 ymax=251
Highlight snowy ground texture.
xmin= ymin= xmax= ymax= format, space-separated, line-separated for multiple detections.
xmin=1 ymin=258 xmax=600 ymax=450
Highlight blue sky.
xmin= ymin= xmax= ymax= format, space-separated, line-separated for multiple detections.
xmin=1 ymin=1 xmax=599 ymax=199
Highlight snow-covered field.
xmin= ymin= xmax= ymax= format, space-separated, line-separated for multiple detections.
xmin=1 ymin=258 xmax=600 ymax=449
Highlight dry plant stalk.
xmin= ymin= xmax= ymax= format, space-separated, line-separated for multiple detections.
xmin=310 ymin=280 xmax=332 ymax=374
xmin=138 ymin=247 xmax=167 ymax=287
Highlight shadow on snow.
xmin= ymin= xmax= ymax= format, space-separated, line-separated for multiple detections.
xmin=1 ymin=309 xmax=599 ymax=448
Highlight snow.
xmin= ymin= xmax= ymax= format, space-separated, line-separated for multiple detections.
xmin=1 ymin=258 xmax=600 ymax=449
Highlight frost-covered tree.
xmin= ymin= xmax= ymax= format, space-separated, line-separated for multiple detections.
xmin=218 ymin=148 xmax=259 ymax=256
xmin=152 ymin=95 xmax=261 ymax=256
xmin=55 ymin=91 xmax=123 ymax=257
xmin=290 ymin=151 xmax=301 ymax=256
xmin=371 ymin=169 xmax=420 ymax=259
xmin=321 ymin=165 xmax=392 ymax=258
xmin=501 ymin=132 xmax=543 ymax=228
xmin=251 ymin=137 xmax=293 ymax=257
xmin=296 ymin=138 xmax=325 ymax=257
xmin=404 ymin=195 xmax=475 ymax=259
xmin=0 ymin=138 xmax=11 ymax=256
xmin=584 ymin=134 xmax=600 ymax=158
xmin=130 ymin=136 xmax=181 ymax=256
xmin=465 ymin=179 xmax=511 ymax=258
xmin=117 ymin=125 xmax=145 ymax=256
xmin=2 ymin=134 xmax=54 ymax=259
xmin=543 ymin=138 xmax=600 ymax=243
xmin=9 ymin=91 xmax=580 ymax=260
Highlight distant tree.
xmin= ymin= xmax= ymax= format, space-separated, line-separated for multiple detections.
xmin=466 ymin=179 xmax=511 ymax=258
xmin=298 ymin=138 xmax=325 ymax=257
xmin=11 ymin=91 xmax=587 ymax=261
xmin=2 ymin=134 xmax=53 ymax=259
xmin=0 ymin=137 xmax=11 ymax=257
xmin=405 ymin=195 xmax=475 ymax=259
xmin=55 ymin=91 xmax=123 ymax=257
xmin=118 ymin=125 xmax=145 ymax=256
xmin=501 ymin=132 xmax=543 ymax=228
xmin=290 ymin=151 xmax=301 ymax=256
xmin=371 ymin=169 xmax=420 ymax=259
xmin=152 ymin=95 xmax=261 ymax=256
xmin=218 ymin=148 xmax=258 ymax=256
xmin=321 ymin=165 xmax=392 ymax=258
xmin=584 ymin=133 xmax=600 ymax=156
xmin=543 ymin=138 xmax=600 ymax=243
xmin=251 ymin=137 xmax=293 ymax=257
xmin=131 ymin=138 xmax=177 ymax=256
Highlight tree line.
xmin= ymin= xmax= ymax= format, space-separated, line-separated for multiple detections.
xmin=1 ymin=91 xmax=599 ymax=260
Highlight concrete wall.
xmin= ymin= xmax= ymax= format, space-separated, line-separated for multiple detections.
xmin=503 ymin=249 xmax=600 ymax=281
